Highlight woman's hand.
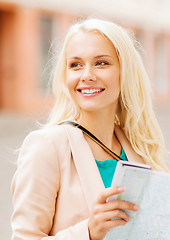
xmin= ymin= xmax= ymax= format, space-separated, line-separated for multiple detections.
xmin=88 ymin=186 xmax=139 ymax=240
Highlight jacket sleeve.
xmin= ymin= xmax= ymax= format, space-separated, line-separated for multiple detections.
xmin=11 ymin=130 xmax=90 ymax=240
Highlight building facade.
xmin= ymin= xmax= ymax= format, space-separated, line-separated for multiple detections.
xmin=0 ymin=0 xmax=170 ymax=113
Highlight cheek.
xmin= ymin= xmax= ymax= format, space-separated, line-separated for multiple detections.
xmin=66 ymin=71 xmax=75 ymax=90
xmin=106 ymin=70 xmax=120 ymax=88
xmin=66 ymin=71 xmax=80 ymax=98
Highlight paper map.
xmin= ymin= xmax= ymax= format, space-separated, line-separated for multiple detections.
xmin=105 ymin=162 xmax=170 ymax=240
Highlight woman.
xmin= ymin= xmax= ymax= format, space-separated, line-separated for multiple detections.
xmin=11 ymin=18 xmax=168 ymax=240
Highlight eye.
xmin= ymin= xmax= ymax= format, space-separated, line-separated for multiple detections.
xmin=96 ymin=61 xmax=109 ymax=66
xmin=70 ymin=62 xmax=82 ymax=68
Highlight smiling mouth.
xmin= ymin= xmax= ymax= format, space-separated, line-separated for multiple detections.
xmin=77 ymin=88 xmax=105 ymax=94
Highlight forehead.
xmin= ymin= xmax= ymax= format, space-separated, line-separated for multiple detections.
xmin=66 ymin=31 xmax=117 ymax=58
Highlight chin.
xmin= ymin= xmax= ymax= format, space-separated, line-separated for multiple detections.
xmin=80 ymin=105 xmax=101 ymax=112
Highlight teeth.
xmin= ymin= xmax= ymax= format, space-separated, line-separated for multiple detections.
xmin=81 ymin=89 xmax=102 ymax=94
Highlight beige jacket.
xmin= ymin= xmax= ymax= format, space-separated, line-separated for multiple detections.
xmin=11 ymin=124 xmax=143 ymax=240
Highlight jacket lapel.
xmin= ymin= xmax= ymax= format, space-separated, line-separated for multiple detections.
xmin=64 ymin=125 xmax=105 ymax=212
xmin=115 ymin=126 xmax=144 ymax=163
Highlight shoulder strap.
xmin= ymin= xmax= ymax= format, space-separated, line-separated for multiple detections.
xmin=58 ymin=121 xmax=123 ymax=161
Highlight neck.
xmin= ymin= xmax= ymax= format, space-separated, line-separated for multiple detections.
xmin=77 ymin=108 xmax=117 ymax=149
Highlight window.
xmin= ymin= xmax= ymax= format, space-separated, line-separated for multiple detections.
xmin=40 ymin=15 xmax=57 ymax=92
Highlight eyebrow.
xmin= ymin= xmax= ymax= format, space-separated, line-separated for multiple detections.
xmin=68 ymin=55 xmax=113 ymax=60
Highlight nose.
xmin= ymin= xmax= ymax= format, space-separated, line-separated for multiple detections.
xmin=80 ymin=65 xmax=96 ymax=82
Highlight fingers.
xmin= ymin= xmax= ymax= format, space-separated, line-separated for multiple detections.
xmin=101 ymin=218 xmax=127 ymax=231
xmin=97 ymin=209 xmax=130 ymax=223
xmin=105 ymin=199 xmax=139 ymax=212
xmin=88 ymin=211 xmax=128 ymax=238
xmin=97 ymin=186 xmax=125 ymax=204
xmin=96 ymin=186 xmax=139 ymax=212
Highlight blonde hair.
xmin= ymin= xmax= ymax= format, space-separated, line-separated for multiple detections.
xmin=46 ymin=18 xmax=168 ymax=172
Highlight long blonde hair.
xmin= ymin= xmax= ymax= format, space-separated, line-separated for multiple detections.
xmin=46 ymin=18 xmax=168 ymax=172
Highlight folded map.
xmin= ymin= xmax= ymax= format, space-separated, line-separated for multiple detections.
xmin=106 ymin=161 xmax=170 ymax=240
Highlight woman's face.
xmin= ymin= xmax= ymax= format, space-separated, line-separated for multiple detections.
xmin=66 ymin=31 xmax=120 ymax=115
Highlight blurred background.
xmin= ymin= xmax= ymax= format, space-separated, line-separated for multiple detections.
xmin=0 ymin=0 xmax=170 ymax=239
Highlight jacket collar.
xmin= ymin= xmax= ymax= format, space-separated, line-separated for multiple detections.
xmin=114 ymin=126 xmax=144 ymax=164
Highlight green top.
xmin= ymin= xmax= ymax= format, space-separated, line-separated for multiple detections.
xmin=95 ymin=148 xmax=128 ymax=188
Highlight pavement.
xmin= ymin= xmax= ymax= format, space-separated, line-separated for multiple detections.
xmin=0 ymin=105 xmax=170 ymax=240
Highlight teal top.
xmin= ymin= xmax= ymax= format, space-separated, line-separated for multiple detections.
xmin=95 ymin=148 xmax=128 ymax=188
